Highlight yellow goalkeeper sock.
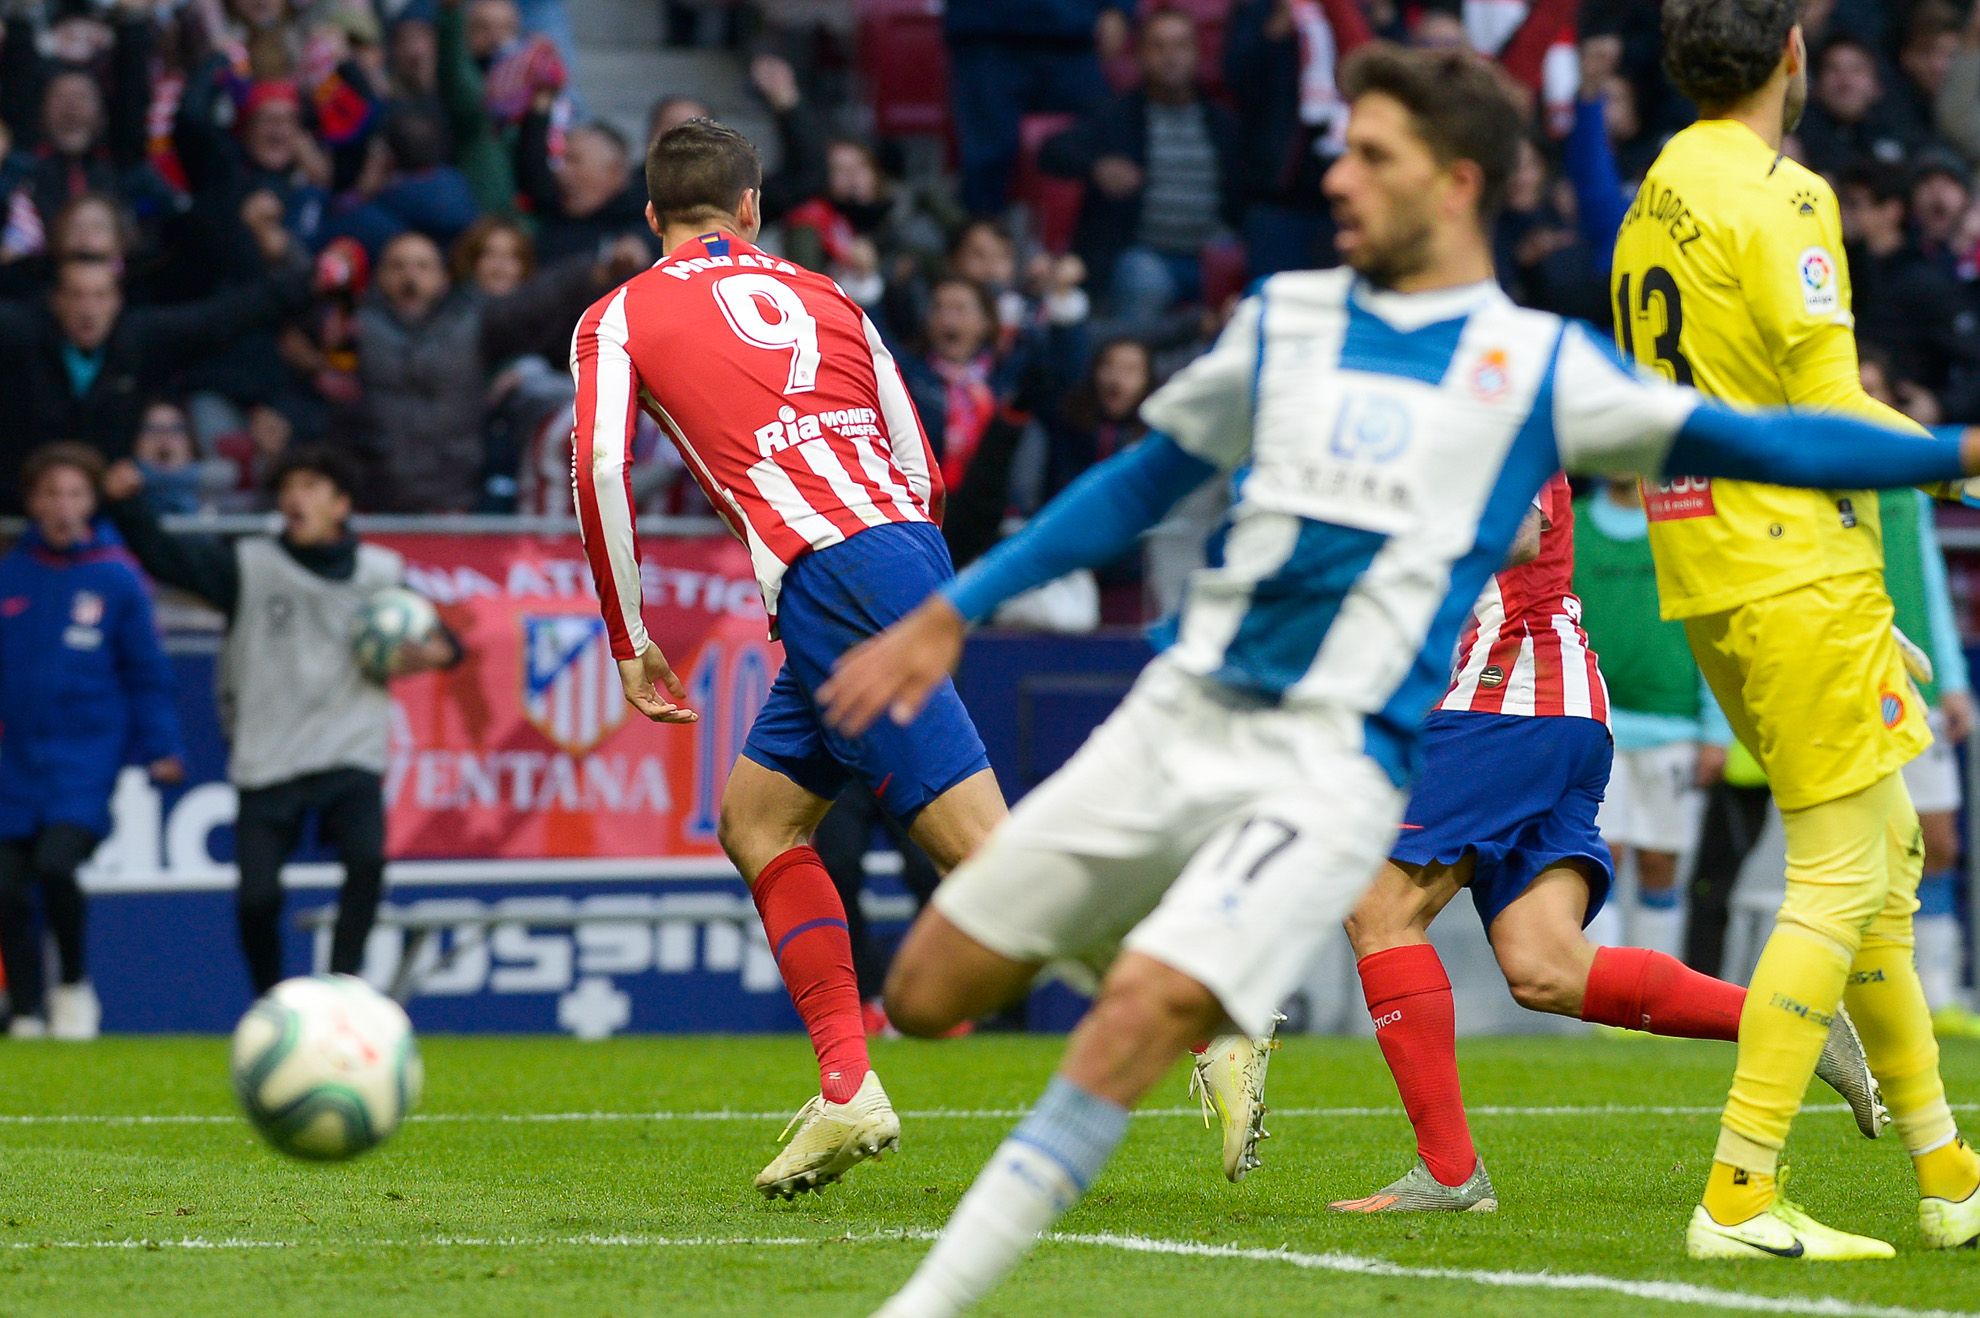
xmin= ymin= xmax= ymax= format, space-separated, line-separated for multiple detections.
xmin=1844 ymin=941 xmax=1958 ymax=1156
xmin=1718 ymin=923 xmax=1853 ymax=1170
xmin=1703 ymin=1159 xmax=1776 ymax=1224
xmin=1915 ymin=1138 xmax=1980 ymax=1203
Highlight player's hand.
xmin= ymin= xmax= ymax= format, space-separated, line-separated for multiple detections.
xmin=1092 ymin=155 xmax=1143 ymax=199
xmin=818 ymin=596 xmax=967 ymax=736
xmin=619 ymin=643 xmax=698 ymax=724
xmin=148 ymin=756 xmax=186 ymax=786
xmin=1942 ymin=690 xmax=1974 ymax=746
xmin=1694 ymin=742 xmax=1726 ymax=788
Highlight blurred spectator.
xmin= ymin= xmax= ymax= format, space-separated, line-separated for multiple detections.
xmin=517 ymin=116 xmax=653 ymax=263
xmin=647 ymin=93 xmax=711 ymax=145
xmin=222 ymin=0 xmax=311 ymax=80
xmin=1837 ymin=159 xmax=1973 ymax=416
xmin=0 ymin=442 xmax=181 ymax=1041
xmin=0 ymin=190 xmax=142 ymax=300
xmin=1911 ymin=148 xmax=1971 ymax=270
xmin=386 ymin=16 xmax=442 ymax=111
xmin=175 ymin=63 xmax=332 ymax=289
xmin=1042 ymin=334 xmax=1150 ymax=498
xmin=435 ymin=0 xmax=524 ymax=217
xmin=0 ymin=0 xmax=166 ymax=249
xmin=784 ymin=137 xmax=946 ymax=310
xmin=345 ymin=230 xmax=485 ymax=511
xmin=0 ymin=197 xmax=312 ymax=513
xmin=1798 ymin=34 xmax=1924 ymax=176
xmin=1495 ymin=134 xmax=1607 ymax=323
xmin=901 ymin=277 xmax=1002 ymax=490
xmin=944 ymin=0 xmax=1128 ymax=214
xmin=1038 ymin=8 xmax=1243 ymax=321
xmin=325 ymin=106 xmax=481 ymax=255
xmin=1895 ymin=0 xmax=1961 ymax=140
xmin=746 ymin=53 xmax=828 ymax=226
xmin=1223 ymin=0 xmax=1342 ymax=276
xmin=133 ymin=396 xmax=233 ymax=514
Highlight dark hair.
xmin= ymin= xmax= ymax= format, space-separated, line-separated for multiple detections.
xmin=382 ymin=106 xmax=453 ymax=172
xmin=269 ymin=444 xmax=362 ymax=502
xmin=1840 ymin=159 xmax=1909 ymax=206
xmin=1336 ymin=43 xmax=1524 ymax=219
xmin=1062 ymin=337 xmax=1154 ymax=433
xmin=51 ymin=191 xmax=135 ymax=259
xmin=1815 ymin=32 xmax=1878 ymax=75
xmin=645 ymin=118 xmax=761 ymax=227
xmin=929 ymin=275 xmax=999 ymax=324
xmin=1662 ymin=0 xmax=1800 ymax=110
xmin=20 ymin=441 xmax=104 ymax=501
xmin=946 ymin=215 xmax=1013 ymax=260
xmin=1906 ymin=0 xmax=1961 ymax=54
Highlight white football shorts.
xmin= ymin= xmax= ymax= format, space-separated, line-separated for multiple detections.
xmin=1903 ymin=707 xmax=1963 ymax=816
xmin=1596 ymin=740 xmax=1704 ymax=854
xmin=931 ymin=659 xmax=1404 ymax=1038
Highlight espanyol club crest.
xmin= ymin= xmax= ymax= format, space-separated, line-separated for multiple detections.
xmin=1469 ymin=349 xmax=1511 ymax=403
xmin=522 ymin=615 xmax=628 ymax=756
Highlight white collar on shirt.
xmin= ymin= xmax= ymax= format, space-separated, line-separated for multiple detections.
xmin=1349 ymin=277 xmax=1507 ymax=332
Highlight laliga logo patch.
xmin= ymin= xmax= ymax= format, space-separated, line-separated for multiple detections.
xmin=1880 ymin=688 xmax=1905 ymax=730
xmin=1469 ymin=349 xmax=1511 ymax=403
xmin=1799 ymin=246 xmax=1839 ymax=315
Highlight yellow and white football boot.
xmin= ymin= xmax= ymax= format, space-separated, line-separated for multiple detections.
xmin=753 ymin=1071 xmax=901 ymax=1200
xmin=1188 ymin=1013 xmax=1283 ymax=1182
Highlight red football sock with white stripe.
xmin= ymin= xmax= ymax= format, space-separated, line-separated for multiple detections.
xmin=1358 ymin=944 xmax=1477 ymax=1187
xmin=1580 ymin=945 xmax=1743 ymax=1040
xmin=751 ymin=846 xmax=869 ymax=1103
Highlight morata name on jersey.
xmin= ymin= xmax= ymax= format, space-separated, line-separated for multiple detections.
xmin=659 ymin=251 xmax=802 ymax=280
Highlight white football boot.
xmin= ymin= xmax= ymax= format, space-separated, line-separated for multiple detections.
xmin=1686 ymin=1198 xmax=1894 ymax=1260
xmin=1814 ymin=1005 xmax=1887 ymax=1139
xmin=47 ymin=981 xmax=100 ymax=1041
xmin=754 ymin=1071 xmax=901 ymax=1200
xmin=1188 ymin=1013 xmax=1283 ymax=1182
xmin=1920 ymin=1140 xmax=1980 ymax=1249
xmin=1329 ymin=1157 xmax=1498 ymax=1213
xmin=7 ymin=1014 xmax=46 ymax=1039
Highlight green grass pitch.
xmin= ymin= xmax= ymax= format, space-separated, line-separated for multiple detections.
xmin=2 ymin=1033 xmax=1977 ymax=1317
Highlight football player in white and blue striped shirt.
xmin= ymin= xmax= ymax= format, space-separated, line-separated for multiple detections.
xmin=822 ymin=44 xmax=1980 ymax=1318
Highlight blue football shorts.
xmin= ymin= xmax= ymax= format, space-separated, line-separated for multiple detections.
xmin=1389 ymin=709 xmax=1615 ymax=929
xmin=741 ymin=521 xmax=991 ymax=822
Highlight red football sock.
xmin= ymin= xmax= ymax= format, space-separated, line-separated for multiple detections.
xmin=751 ymin=846 xmax=869 ymax=1104
xmin=1359 ymin=944 xmax=1476 ymax=1187
xmin=1580 ymin=945 xmax=1743 ymax=1040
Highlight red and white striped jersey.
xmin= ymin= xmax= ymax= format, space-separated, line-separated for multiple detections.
xmin=1439 ymin=473 xmax=1609 ymax=722
xmin=571 ymin=232 xmax=943 ymax=658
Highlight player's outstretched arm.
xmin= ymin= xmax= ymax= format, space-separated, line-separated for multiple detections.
xmin=818 ymin=432 xmax=1217 ymax=735
xmin=1662 ymin=403 xmax=1980 ymax=490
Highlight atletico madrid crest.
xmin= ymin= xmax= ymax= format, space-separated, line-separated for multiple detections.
xmin=522 ymin=615 xmax=628 ymax=755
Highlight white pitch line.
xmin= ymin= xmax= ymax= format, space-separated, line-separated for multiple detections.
xmin=5 ymin=1102 xmax=1971 ymax=1126
xmin=3 ymin=1229 xmax=1970 ymax=1318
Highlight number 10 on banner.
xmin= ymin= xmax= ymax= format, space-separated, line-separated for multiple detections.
xmin=684 ymin=640 xmax=777 ymax=841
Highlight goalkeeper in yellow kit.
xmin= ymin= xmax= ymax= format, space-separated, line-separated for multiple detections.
xmin=1616 ymin=0 xmax=1980 ymax=1260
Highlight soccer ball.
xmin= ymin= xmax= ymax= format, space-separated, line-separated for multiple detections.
xmin=230 ymin=975 xmax=424 ymax=1161
xmin=352 ymin=586 xmax=441 ymax=683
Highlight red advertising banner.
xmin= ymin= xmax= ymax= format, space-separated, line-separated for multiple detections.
xmin=372 ymin=533 xmax=782 ymax=860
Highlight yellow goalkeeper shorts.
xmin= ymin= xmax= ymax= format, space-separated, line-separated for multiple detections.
xmin=1685 ymin=570 xmax=1931 ymax=813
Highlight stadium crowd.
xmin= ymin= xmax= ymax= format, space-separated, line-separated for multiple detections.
xmin=0 ymin=0 xmax=1977 ymax=1035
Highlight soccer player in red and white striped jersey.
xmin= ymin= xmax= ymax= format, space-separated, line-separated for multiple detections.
xmin=571 ymin=120 xmax=1008 ymax=1199
xmin=1437 ymin=474 xmax=1608 ymax=723
xmin=1198 ymin=474 xmax=1864 ymax=1210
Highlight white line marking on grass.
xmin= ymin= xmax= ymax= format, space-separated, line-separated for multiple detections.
xmin=6 ymin=1230 xmax=1972 ymax=1318
xmin=8 ymin=1103 xmax=1973 ymax=1126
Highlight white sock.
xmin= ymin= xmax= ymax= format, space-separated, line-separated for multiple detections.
xmin=876 ymin=1077 xmax=1127 ymax=1318
xmin=1917 ymin=914 xmax=1963 ymax=1012
xmin=1632 ymin=901 xmax=1686 ymax=960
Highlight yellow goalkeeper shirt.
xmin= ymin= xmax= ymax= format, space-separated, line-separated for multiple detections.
xmin=1610 ymin=118 xmax=1919 ymax=619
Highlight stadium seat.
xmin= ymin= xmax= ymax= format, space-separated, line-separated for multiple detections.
xmin=1016 ymin=113 xmax=1085 ymax=256
xmin=858 ymin=0 xmax=951 ymax=139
